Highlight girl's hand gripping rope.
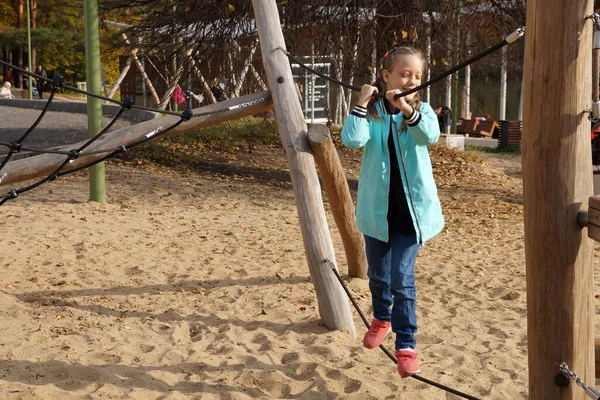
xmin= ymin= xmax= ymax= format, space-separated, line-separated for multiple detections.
xmin=386 ymin=89 xmax=413 ymax=117
xmin=357 ymin=84 xmax=378 ymax=107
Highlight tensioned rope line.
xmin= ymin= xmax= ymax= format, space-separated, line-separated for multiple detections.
xmin=323 ymin=259 xmax=481 ymax=400
xmin=55 ymin=110 xmax=192 ymax=178
xmin=278 ymin=27 xmax=525 ymax=101
xmin=559 ymin=362 xmax=600 ymax=399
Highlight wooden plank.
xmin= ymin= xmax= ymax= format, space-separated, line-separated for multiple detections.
xmin=0 ymin=91 xmax=274 ymax=186
xmin=588 ymin=224 xmax=600 ymax=244
xmin=308 ymin=124 xmax=368 ymax=279
xmin=522 ymin=0 xmax=595 ymax=398
xmin=252 ymin=0 xmax=357 ymax=337
xmin=589 ymin=195 xmax=600 ymax=211
xmin=588 ymin=207 xmax=600 ymax=227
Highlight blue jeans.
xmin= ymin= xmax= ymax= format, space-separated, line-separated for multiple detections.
xmin=364 ymin=232 xmax=420 ymax=350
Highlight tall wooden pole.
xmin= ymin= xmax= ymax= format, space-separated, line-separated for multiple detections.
xmin=522 ymin=1 xmax=594 ymax=398
xmin=252 ymin=0 xmax=357 ymax=337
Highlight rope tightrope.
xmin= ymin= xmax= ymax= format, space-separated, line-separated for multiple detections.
xmin=324 ymin=259 xmax=481 ymax=400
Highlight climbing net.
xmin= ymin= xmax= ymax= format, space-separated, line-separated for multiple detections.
xmin=0 ymin=60 xmax=270 ymax=206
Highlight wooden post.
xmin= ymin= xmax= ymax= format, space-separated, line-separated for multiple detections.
xmin=522 ymin=0 xmax=594 ymax=398
xmin=0 ymin=91 xmax=273 ymax=186
xmin=252 ymin=0 xmax=357 ymax=337
xmin=308 ymin=125 xmax=367 ymax=279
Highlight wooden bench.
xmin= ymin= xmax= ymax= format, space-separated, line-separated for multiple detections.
xmin=477 ymin=120 xmax=500 ymax=138
xmin=457 ymin=119 xmax=479 ymax=135
xmin=457 ymin=119 xmax=500 ymax=138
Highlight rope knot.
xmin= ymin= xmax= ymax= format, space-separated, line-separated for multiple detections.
xmin=67 ymin=149 xmax=80 ymax=160
xmin=8 ymin=141 xmax=22 ymax=153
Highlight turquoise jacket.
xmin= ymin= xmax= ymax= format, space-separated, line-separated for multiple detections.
xmin=341 ymin=99 xmax=444 ymax=244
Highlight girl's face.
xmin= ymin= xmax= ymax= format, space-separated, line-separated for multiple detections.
xmin=382 ymin=54 xmax=423 ymax=102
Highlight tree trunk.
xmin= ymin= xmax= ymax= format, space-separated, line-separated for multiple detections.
xmin=252 ymin=0 xmax=357 ymax=337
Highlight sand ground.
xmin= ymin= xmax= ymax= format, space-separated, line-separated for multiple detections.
xmin=0 ymin=106 xmax=598 ymax=399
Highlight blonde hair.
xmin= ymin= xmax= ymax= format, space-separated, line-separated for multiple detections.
xmin=367 ymin=46 xmax=425 ymax=129
xmin=3 ymin=81 xmax=11 ymax=89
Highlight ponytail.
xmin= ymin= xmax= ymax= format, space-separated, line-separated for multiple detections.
xmin=367 ymin=76 xmax=384 ymax=120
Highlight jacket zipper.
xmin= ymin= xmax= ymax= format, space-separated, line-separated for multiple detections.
xmin=393 ymin=118 xmax=424 ymax=244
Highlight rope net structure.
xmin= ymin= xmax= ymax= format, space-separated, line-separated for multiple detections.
xmin=0 ymin=60 xmax=271 ymax=205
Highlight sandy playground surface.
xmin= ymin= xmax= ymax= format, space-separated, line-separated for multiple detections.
xmin=0 ymin=109 xmax=599 ymax=399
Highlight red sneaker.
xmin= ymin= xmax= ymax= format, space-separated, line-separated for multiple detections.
xmin=396 ymin=348 xmax=421 ymax=378
xmin=362 ymin=319 xmax=391 ymax=349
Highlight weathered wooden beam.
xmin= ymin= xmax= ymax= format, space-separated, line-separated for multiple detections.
xmin=252 ymin=0 xmax=357 ymax=337
xmin=522 ymin=0 xmax=594 ymax=398
xmin=122 ymin=33 xmax=160 ymax=107
xmin=0 ymin=91 xmax=273 ymax=186
xmin=187 ymin=54 xmax=217 ymax=104
xmin=308 ymin=124 xmax=367 ymax=280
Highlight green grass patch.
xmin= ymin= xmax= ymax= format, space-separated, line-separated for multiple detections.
xmin=123 ymin=117 xmax=283 ymax=173
xmin=174 ymin=117 xmax=282 ymax=151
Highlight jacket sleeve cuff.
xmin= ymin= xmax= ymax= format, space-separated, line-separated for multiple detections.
xmin=351 ymin=105 xmax=368 ymax=118
xmin=405 ymin=109 xmax=422 ymax=126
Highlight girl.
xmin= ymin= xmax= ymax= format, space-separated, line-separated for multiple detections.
xmin=341 ymin=46 xmax=444 ymax=377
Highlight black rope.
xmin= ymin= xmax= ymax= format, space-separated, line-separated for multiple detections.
xmin=324 ymin=259 xmax=481 ymax=400
xmin=279 ymin=27 xmax=524 ymax=101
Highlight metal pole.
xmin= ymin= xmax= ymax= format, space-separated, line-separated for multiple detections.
xmin=26 ymin=0 xmax=32 ymax=99
xmin=84 ymin=0 xmax=106 ymax=204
